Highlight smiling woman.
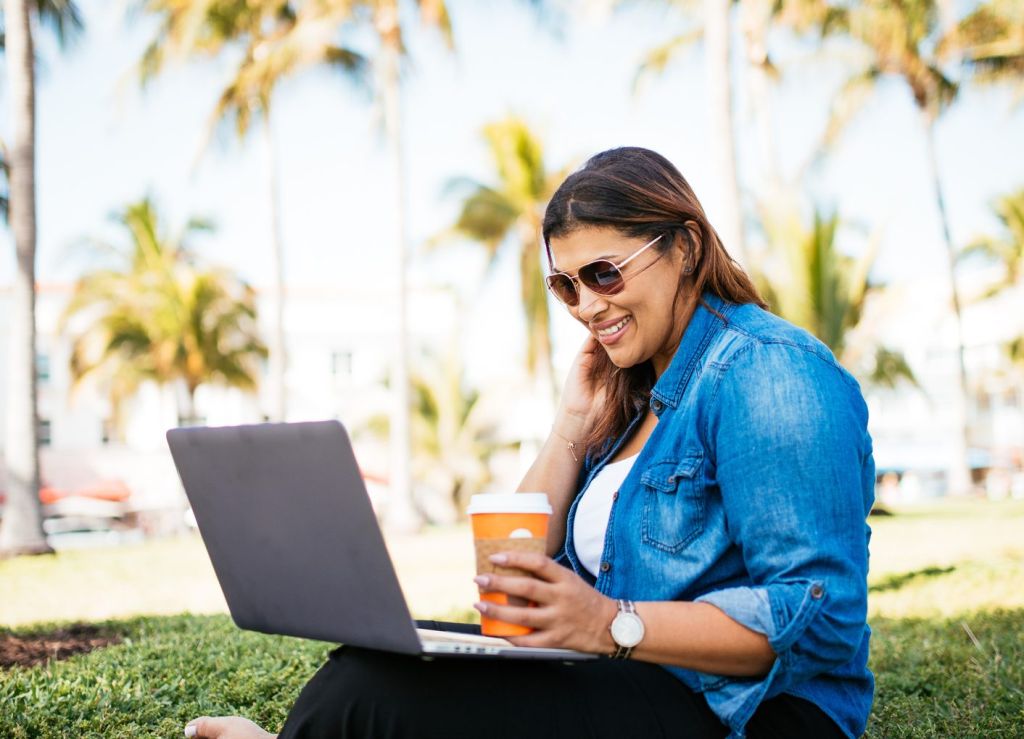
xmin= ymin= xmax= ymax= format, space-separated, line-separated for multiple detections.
xmin=185 ymin=148 xmax=874 ymax=739
xmin=540 ymin=148 xmax=766 ymax=454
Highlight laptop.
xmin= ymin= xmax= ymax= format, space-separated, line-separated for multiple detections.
xmin=166 ymin=420 xmax=596 ymax=661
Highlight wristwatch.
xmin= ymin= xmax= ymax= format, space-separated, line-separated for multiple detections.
xmin=609 ymin=599 xmax=645 ymax=659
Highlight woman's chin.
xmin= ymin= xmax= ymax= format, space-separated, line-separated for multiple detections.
xmin=604 ymin=345 xmax=642 ymax=369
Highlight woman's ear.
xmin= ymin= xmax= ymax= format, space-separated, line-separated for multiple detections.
xmin=681 ymin=222 xmax=702 ymax=274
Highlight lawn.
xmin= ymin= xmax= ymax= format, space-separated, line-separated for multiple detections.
xmin=2 ymin=499 xmax=1023 ymax=737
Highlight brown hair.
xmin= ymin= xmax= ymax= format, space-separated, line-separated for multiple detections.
xmin=542 ymin=147 xmax=766 ymax=456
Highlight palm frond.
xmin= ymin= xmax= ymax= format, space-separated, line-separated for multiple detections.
xmin=417 ymin=0 xmax=454 ymax=50
xmin=960 ymin=187 xmax=1024 ymax=299
xmin=62 ymin=197 xmax=266 ymax=418
xmin=942 ymin=0 xmax=1024 ymax=103
xmin=482 ymin=117 xmax=548 ymax=206
xmin=820 ymin=67 xmax=880 ymax=153
xmin=0 ymin=139 xmax=8 ymax=224
xmin=632 ymin=29 xmax=702 ymax=95
xmin=450 ymin=184 xmax=519 ymax=253
xmin=1008 ymin=336 xmax=1024 ymax=368
xmin=869 ymin=346 xmax=918 ymax=389
xmin=33 ymin=0 xmax=84 ymax=49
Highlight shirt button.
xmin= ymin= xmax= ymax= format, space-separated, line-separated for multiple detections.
xmin=651 ymin=399 xmax=663 ymax=412
xmin=600 ymin=562 xmax=611 ymax=573
xmin=811 ymin=584 xmax=825 ymax=599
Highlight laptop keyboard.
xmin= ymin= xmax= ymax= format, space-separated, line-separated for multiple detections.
xmin=416 ymin=628 xmax=512 ymax=646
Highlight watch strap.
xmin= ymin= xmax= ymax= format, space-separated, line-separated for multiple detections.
xmin=612 ymin=599 xmax=638 ymax=660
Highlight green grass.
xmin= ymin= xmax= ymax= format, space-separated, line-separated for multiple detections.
xmin=1 ymin=615 xmax=326 ymax=739
xmin=1 ymin=499 xmax=1023 ymax=737
xmin=867 ymin=610 xmax=1024 ymax=737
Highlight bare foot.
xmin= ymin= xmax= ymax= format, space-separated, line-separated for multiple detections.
xmin=184 ymin=716 xmax=277 ymax=739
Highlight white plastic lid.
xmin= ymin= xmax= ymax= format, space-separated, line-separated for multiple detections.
xmin=466 ymin=492 xmax=553 ymax=516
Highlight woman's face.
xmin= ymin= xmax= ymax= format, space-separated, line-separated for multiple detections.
xmin=548 ymin=226 xmax=691 ymax=376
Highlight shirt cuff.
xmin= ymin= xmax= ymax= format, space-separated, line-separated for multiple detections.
xmin=693 ymin=583 xmax=826 ymax=736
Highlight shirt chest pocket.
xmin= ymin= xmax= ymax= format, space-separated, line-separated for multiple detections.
xmin=640 ymin=454 xmax=706 ymax=553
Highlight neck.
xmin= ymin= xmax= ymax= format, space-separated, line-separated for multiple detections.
xmin=652 ymin=290 xmax=700 ymax=378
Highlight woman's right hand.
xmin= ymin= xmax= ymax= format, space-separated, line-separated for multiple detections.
xmin=554 ymin=334 xmax=608 ymax=441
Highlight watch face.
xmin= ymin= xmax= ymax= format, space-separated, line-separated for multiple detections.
xmin=611 ymin=612 xmax=644 ymax=648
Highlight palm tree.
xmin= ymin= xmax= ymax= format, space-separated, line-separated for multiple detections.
xmin=941 ymin=0 xmax=1024 ymax=105
xmin=139 ymin=0 xmax=368 ymax=423
xmin=365 ymin=342 xmax=508 ymax=521
xmin=61 ymin=198 xmax=267 ymax=432
xmin=807 ymin=0 xmax=977 ymax=492
xmin=0 ymin=0 xmax=82 ymax=557
xmin=633 ymin=0 xmax=748 ymax=265
xmin=754 ymin=201 xmax=915 ymax=388
xmin=348 ymin=0 xmax=453 ymax=532
xmin=0 ymin=142 xmax=9 ymax=221
xmin=961 ymin=187 xmax=1024 ymax=298
xmin=438 ymin=116 xmax=570 ymax=400
xmin=141 ymin=0 xmax=455 ymax=531
xmin=960 ymin=187 xmax=1024 ymax=372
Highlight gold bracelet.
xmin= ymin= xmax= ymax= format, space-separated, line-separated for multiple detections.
xmin=552 ymin=430 xmax=580 ymax=462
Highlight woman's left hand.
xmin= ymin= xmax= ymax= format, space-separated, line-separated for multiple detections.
xmin=473 ymin=551 xmax=618 ymax=654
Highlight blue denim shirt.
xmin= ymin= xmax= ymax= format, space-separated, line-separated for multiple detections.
xmin=557 ymin=294 xmax=874 ymax=738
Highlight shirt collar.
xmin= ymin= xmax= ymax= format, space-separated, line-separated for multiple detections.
xmin=651 ymin=292 xmax=735 ymax=410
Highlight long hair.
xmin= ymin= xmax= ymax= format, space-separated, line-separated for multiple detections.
xmin=542 ymin=147 xmax=766 ymax=455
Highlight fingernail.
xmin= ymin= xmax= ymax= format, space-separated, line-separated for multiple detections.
xmin=474 ymin=601 xmax=489 ymax=614
xmin=474 ymin=575 xmax=490 ymax=587
xmin=184 ymin=726 xmax=197 ymax=738
xmin=489 ymin=553 xmax=508 ymax=564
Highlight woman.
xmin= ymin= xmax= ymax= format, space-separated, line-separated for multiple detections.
xmin=186 ymin=147 xmax=874 ymax=739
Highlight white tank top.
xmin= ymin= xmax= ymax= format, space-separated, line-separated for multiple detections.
xmin=573 ymin=454 xmax=639 ymax=577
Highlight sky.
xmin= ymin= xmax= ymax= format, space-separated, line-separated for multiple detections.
xmin=2 ymin=0 xmax=1023 ymax=384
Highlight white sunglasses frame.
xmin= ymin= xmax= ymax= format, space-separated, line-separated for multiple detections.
xmin=544 ymin=234 xmax=665 ymax=307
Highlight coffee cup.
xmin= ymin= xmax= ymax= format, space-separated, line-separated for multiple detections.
xmin=466 ymin=492 xmax=552 ymax=636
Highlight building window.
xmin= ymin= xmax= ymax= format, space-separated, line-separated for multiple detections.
xmin=36 ymin=353 xmax=50 ymax=383
xmin=331 ymin=350 xmax=353 ymax=379
xmin=38 ymin=419 xmax=52 ymax=446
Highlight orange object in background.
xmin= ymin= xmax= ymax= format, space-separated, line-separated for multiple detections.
xmin=467 ymin=493 xmax=552 ymax=637
xmin=38 ymin=479 xmax=131 ymax=505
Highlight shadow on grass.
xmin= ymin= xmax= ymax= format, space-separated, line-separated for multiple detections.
xmin=869 ymin=565 xmax=957 ymax=594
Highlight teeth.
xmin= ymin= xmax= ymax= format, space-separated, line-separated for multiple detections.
xmin=598 ymin=317 xmax=630 ymax=336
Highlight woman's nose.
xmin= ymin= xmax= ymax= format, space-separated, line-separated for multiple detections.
xmin=575 ymin=285 xmax=608 ymax=320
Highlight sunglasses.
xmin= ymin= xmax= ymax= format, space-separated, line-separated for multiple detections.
xmin=544 ymin=234 xmax=664 ymax=308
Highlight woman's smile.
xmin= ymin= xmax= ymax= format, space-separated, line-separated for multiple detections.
xmin=594 ymin=315 xmax=632 ymax=344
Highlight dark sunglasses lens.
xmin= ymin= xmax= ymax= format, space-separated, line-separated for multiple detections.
xmin=579 ymin=261 xmax=624 ymax=294
xmin=546 ymin=274 xmax=579 ymax=306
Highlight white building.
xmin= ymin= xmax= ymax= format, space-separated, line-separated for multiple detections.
xmin=2 ymin=272 xmax=1022 ymax=525
xmin=0 ymin=281 xmax=464 ymax=518
xmin=858 ymin=276 xmax=1024 ymax=501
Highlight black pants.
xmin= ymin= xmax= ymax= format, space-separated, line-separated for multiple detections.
xmin=278 ymin=622 xmax=844 ymax=739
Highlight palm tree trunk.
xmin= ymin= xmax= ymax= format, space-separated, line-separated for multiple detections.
xmin=263 ymin=112 xmax=288 ymax=422
xmin=740 ymin=0 xmax=780 ymax=193
xmin=0 ymin=0 xmax=51 ymax=556
xmin=519 ymin=219 xmax=555 ymax=380
xmin=924 ymin=112 xmax=972 ymax=496
xmin=378 ymin=1 xmax=420 ymax=532
xmin=181 ymin=384 xmax=198 ymax=426
xmin=703 ymin=0 xmax=748 ymax=266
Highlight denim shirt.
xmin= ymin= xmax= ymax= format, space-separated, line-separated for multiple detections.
xmin=556 ymin=294 xmax=875 ymax=739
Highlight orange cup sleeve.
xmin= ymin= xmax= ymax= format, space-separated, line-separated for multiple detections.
xmin=474 ymin=537 xmax=546 ymax=578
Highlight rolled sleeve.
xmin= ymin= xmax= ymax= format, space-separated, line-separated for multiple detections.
xmin=699 ymin=341 xmax=872 ymax=734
